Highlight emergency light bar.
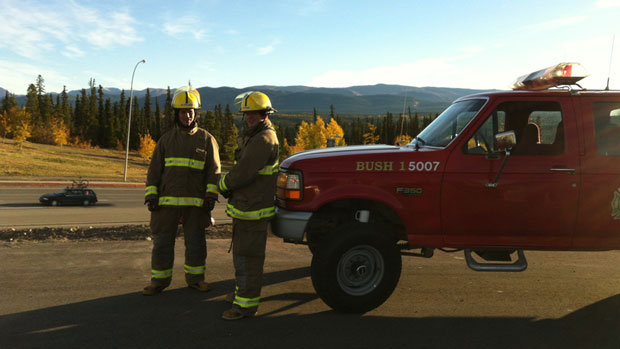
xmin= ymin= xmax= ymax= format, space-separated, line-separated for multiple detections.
xmin=512 ymin=63 xmax=588 ymax=90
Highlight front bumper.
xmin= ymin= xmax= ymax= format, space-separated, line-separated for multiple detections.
xmin=272 ymin=207 xmax=313 ymax=243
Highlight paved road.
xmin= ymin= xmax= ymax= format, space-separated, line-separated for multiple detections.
xmin=0 ymin=186 xmax=231 ymax=228
xmin=1 ymin=238 xmax=619 ymax=348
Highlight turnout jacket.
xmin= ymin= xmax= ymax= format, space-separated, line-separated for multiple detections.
xmin=145 ymin=124 xmax=221 ymax=206
xmin=218 ymin=120 xmax=279 ymax=220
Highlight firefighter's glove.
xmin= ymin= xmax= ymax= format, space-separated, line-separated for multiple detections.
xmin=146 ymin=197 xmax=159 ymax=212
xmin=203 ymin=198 xmax=216 ymax=212
xmin=220 ymin=190 xmax=232 ymax=199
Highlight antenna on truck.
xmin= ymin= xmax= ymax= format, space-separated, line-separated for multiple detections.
xmin=606 ymin=34 xmax=615 ymax=91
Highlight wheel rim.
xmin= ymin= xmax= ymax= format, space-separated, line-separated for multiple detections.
xmin=336 ymin=244 xmax=385 ymax=296
xmin=83 ymin=200 xmax=89 ymax=206
xmin=51 ymin=200 xmax=58 ymax=206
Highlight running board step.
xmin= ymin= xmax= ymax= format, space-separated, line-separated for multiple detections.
xmin=464 ymin=249 xmax=528 ymax=272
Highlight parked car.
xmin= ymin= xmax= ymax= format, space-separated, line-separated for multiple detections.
xmin=39 ymin=187 xmax=98 ymax=206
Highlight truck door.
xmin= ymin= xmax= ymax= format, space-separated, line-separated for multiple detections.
xmin=573 ymin=97 xmax=620 ymax=248
xmin=441 ymin=97 xmax=580 ymax=248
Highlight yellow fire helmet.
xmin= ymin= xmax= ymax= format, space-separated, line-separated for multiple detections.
xmin=171 ymin=86 xmax=201 ymax=109
xmin=234 ymin=91 xmax=277 ymax=113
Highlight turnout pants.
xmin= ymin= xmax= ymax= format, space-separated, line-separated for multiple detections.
xmin=231 ymin=219 xmax=269 ymax=316
xmin=150 ymin=206 xmax=210 ymax=288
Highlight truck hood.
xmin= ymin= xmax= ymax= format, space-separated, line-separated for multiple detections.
xmin=281 ymin=144 xmax=437 ymax=168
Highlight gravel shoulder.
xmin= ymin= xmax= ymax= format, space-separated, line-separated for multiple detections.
xmin=0 ymin=223 xmax=232 ymax=242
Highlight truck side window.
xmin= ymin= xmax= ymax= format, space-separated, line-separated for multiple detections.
xmin=465 ymin=101 xmax=563 ymax=156
xmin=593 ymin=102 xmax=620 ymax=156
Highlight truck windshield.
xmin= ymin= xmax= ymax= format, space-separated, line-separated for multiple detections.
xmin=412 ymin=98 xmax=486 ymax=148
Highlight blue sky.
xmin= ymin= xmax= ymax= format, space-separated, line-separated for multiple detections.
xmin=1 ymin=0 xmax=619 ymax=94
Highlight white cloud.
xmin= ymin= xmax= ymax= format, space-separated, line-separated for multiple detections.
xmin=78 ymin=11 xmax=143 ymax=49
xmin=298 ymin=0 xmax=326 ymax=15
xmin=0 ymin=60 xmax=70 ymax=94
xmin=0 ymin=0 xmax=143 ymax=60
xmin=62 ymin=46 xmax=85 ymax=59
xmin=596 ymin=0 xmax=620 ymax=8
xmin=163 ymin=16 xmax=208 ymax=41
xmin=255 ymin=39 xmax=281 ymax=56
xmin=524 ymin=16 xmax=588 ymax=32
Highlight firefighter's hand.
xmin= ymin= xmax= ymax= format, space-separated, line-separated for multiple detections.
xmin=146 ymin=197 xmax=159 ymax=212
xmin=203 ymin=198 xmax=216 ymax=212
xmin=220 ymin=190 xmax=232 ymax=199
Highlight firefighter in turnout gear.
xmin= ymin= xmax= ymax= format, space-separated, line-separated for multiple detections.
xmin=143 ymin=85 xmax=221 ymax=296
xmin=218 ymin=91 xmax=279 ymax=320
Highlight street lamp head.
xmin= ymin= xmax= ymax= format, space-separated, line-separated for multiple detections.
xmin=141 ymin=59 xmax=146 ymax=63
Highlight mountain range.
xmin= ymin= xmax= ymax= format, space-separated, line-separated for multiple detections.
xmin=2 ymin=84 xmax=496 ymax=114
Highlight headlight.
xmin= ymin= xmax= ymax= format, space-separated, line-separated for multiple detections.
xmin=276 ymin=170 xmax=302 ymax=200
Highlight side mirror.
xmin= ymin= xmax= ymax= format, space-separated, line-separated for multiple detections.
xmin=495 ymin=131 xmax=516 ymax=152
xmin=487 ymin=131 xmax=516 ymax=188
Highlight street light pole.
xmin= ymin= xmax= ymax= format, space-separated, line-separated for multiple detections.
xmin=123 ymin=59 xmax=146 ymax=181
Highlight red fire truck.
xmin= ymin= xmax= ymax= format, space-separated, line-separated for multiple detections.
xmin=273 ymin=63 xmax=620 ymax=313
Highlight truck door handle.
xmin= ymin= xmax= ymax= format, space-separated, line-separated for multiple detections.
xmin=549 ymin=168 xmax=576 ymax=174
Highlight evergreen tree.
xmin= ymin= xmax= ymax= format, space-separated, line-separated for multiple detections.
xmin=329 ymin=104 xmax=335 ymax=121
xmin=144 ymin=88 xmax=152 ymax=135
xmin=60 ymin=86 xmax=71 ymax=128
xmin=101 ymin=99 xmax=115 ymax=148
xmin=313 ymin=107 xmax=318 ymax=122
xmin=2 ymin=91 xmax=18 ymax=112
xmin=129 ymin=96 xmax=141 ymax=150
xmin=163 ymin=87 xmax=174 ymax=131
xmin=25 ymin=84 xmax=40 ymax=126
xmin=153 ymin=96 xmax=161 ymax=141
xmin=112 ymin=102 xmax=121 ymax=148
xmin=96 ymin=85 xmax=106 ymax=146
xmin=223 ymin=124 xmax=239 ymax=161
xmin=85 ymin=84 xmax=98 ymax=145
xmin=220 ymin=104 xmax=235 ymax=158
xmin=119 ymin=90 xmax=127 ymax=147
xmin=73 ymin=93 xmax=83 ymax=138
xmin=211 ymin=104 xmax=223 ymax=141
xmin=36 ymin=75 xmax=49 ymax=125
xmin=202 ymin=110 xmax=215 ymax=136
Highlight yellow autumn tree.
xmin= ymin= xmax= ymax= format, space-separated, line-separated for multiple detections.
xmin=293 ymin=117 xmax=329 ymax=152
xmin=52 ymin=118 xmax=70 ymax=150
xmin=325 ymin=118 xmax=346 ymax=146
xmin=138 ymin=132 xmax=156 ymax=161
xmin=394 ymin=134 xmax=412 ymax=145
xmin=310 ymin=116 xmax=328 ymax=148
xmin=363 ymin=123 xmax=380 ymax=144
xmin=0 ymin=110 xmax=10 ymax=143
xmin=293 ymin=121 xmax=312 ymax=150
xmin=11 ymin=108 xmax=33 ymax=150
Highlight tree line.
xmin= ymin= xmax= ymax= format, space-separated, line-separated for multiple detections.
xmin=1 ymin=75 xmax=437 ymax=159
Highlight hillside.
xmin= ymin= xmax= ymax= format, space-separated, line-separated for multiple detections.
xmin=0 ymin=139 xmax=149 ymax=181
xmin=6 ymin=84 xmax=495 ymax=114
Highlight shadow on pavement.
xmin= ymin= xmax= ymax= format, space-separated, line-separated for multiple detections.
xmin=1 ymin=265 xmax=618 ymax=348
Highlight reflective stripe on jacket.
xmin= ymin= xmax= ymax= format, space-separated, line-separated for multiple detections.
xmin=219 ymin=120 xmax=279 ymax=221
xmin=146 ymin=125 xmax=221 ymax=205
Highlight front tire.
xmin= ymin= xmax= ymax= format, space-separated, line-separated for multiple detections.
xmin=310 ymin=224 xmax=401 ymax=313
